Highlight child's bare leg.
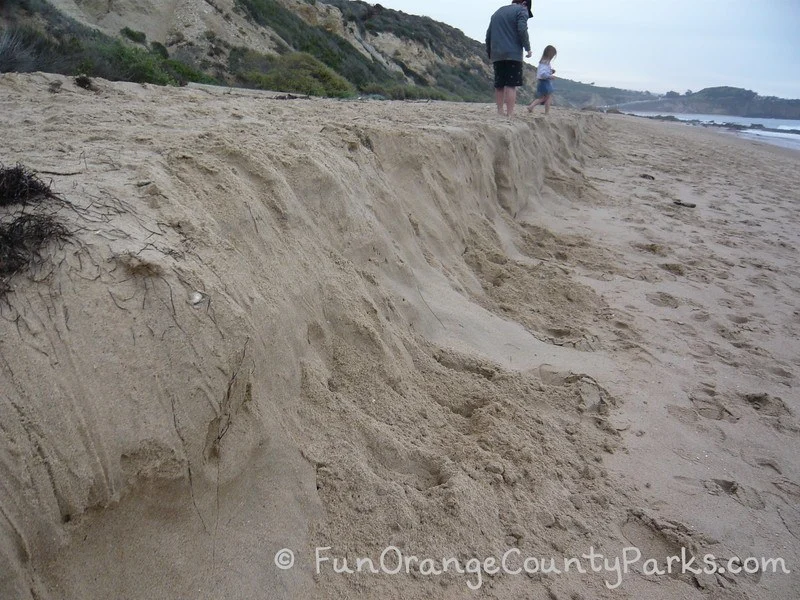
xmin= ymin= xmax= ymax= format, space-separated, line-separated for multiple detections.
xmin=527 ymin=97 xmax=543 ymax=112
xmin=495 ymin=88 xmax=505 ymax=115
xmin=505 ymin=87 xmax=517 ymax=117
xmin=544 ymin=95 xmax=553 ymax=114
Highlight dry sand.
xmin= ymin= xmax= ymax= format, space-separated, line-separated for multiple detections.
xmin=0 ymin=72 xmax=798 ymax=600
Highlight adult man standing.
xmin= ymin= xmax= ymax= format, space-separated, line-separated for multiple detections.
xmin=486 ymin=0 xmax=533 ymax=117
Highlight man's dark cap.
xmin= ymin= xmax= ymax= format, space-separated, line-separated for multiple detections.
xmin=523 ymin=0 xmax=533 ymax=18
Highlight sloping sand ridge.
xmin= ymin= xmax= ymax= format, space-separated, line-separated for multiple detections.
xmin=1 ymin=73 xmax=798 ymax=599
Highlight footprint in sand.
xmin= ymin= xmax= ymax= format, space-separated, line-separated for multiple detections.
xmin=703 ymin=479 xmax=766 ymax=510
xmin=740 ymin=454 xmax=787 ymax=477
xmin=751 ymin=456 xmax=783 ymax=475
xmin=726 ymin=314 xmax=750 ymax=325
xmin=633 ymin=242 xmax=668 ymax=257
xmin=714 ymin=269 xmax=732 ymax=280
xmin=620 ymin=513 xmax=685 ymax=577
xmin=666 ymin=405 xmax=727 ymax=444
xmin=694 ymin=362 xmax=717 ymax=377
xmin=713 ymin=322 xmax=746 ymax=344
xmin=646 ymin=291 xmax=680 ymax=308
xmin=770 ymin=366 xmax=794 ymax=380
xmin=741 ymin=392 xmax=799 ymax=433
xmin=674 ymin=476 xmax=767 ymax=511
xmin=741 ymin=392 xmax=793 ymax=418
xmin=620 ymin=510 xmax=725 ymax=585
xmin=659 ymin=263 xmax=686 ymax=277
xmin=712 ymin=346 xmax=743 ymax=368
xmin=687 ymin=390 xmax=740 ymax=423
xmin=686 ymin=389 xmax=798 ymax=434
xmin=748 ymin=273 xmax=780 ymax=292
xmin=688 ymin=341 xmax=717 ymax=358
xmin=659 ymin=319 xmax=696 ymax=337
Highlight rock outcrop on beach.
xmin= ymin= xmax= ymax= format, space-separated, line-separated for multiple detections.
xmin=2 ymin=72 xmax=800 ymax=599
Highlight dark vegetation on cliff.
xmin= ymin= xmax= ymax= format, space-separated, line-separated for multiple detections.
xmin=0 ymin=0 xmax=214 ymax=85
xmin=0 ymin=0 xmax=459 ymax=98
xmin=235 ymin=0 xmax=399 ymax=90
xmin=232 ymin=0 xmax=456 ymax=99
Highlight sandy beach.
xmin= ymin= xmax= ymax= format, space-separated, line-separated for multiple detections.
xmin=1 ymin=72 xmax=798 ymax=599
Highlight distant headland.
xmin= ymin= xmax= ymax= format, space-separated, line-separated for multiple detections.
xmin=614 ymin=87 xmax=800 ymax=120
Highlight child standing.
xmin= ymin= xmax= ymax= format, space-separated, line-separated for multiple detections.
xmin=527 ymin=45 xmax=557 ymax=114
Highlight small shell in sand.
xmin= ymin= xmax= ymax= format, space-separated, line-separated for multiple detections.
xmin=190 ymin=291 xmax=205 ymax=306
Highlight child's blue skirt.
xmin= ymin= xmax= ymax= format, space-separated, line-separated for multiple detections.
xmin=536 ymin=78 xmax=554 ymax=97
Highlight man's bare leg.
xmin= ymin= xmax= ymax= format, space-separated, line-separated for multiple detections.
xmin=505 ymin=87 xmax=517 ymax=117
xmin=495 ymin=88 xmax=505 ymax=115
xmin=544 ymin=94 xmax=552 ymax=115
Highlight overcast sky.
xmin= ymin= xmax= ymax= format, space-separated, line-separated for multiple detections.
xmin=370 ymin=0 xmax=800 ymax=98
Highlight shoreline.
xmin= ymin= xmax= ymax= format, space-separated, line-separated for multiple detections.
xmin=620 ymin=111 xmax=800 ymax=152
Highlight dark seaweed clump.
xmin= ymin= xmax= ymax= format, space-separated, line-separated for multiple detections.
xmin=0 ymin=213 xmax=69 ymax=275
xmin=0 ymin=162 xmax=55 ymax=207
xmin=0 ymin=163 xmax=70 ymax=290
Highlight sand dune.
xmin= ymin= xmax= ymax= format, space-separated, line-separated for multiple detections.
xmin=1 ymin=72 xmax=798 ymax=599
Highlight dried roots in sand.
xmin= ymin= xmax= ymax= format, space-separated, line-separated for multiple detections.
xmin=0 ymin=162 xmax=56 ymax=207
xmin=0 ymin=163 xmax=70 ymax=294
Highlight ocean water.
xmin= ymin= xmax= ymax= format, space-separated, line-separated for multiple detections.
xmin=626 ymin=112 xmax=800 ymax=152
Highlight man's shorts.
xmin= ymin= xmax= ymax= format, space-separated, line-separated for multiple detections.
xmin=493 ymin=60 xmax=524 ymax=89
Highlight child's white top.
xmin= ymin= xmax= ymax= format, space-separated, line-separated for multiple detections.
xmin=537 ymin=62 xmax=553 ymax=80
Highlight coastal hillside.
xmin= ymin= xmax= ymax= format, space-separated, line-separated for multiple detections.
xmin=1 ymin=0 xmax=654 ymax=105
xmin=618 ymin=86 xmax=800 ymax=119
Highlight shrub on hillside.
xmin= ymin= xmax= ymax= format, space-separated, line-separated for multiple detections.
xmin=1 ymin=7 xmax=215 ymax=87
xmin=163 ymin=59 xmax=217 ymax=85
xmin=359 ymin=83 xmax=451 ymax=101
xmin=120 ymin=27 xmax=147 ymax=44
xmin=80 ymin=42 xmax=217 ymax=86
xmin=0 ymin=28 xmax=38 ymax=73
xmin=150 ymin=41 xmax=169 ymax=59
xmin=431 ymin=64 xmax=490 ymax=102
xmin=234 ymin=0 xmax=400 ymax=89
xmin=76 ymin=41 xmax=177 ymax=85
xmin=0 ymin=26 xmax=74 ymax=73
xmin=231 ymin=49 xmax=354 ymax=97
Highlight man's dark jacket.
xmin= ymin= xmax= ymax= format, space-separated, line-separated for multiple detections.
xmin=486 ymin=4 xmax=531 ymax=63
